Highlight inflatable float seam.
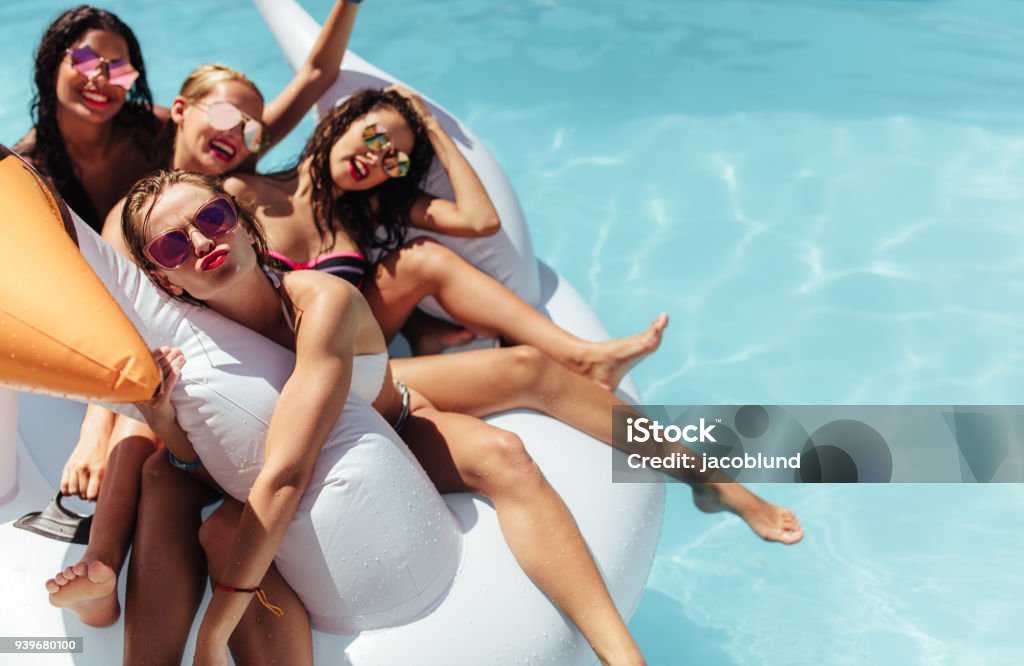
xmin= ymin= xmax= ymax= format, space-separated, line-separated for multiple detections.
xmin=179 ymin=376 xmax=271 ymax=429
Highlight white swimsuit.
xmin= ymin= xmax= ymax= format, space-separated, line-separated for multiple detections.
xmin=73 ymin=189 xmax=460 ymax=635
xmin=170 ymin=271 xmax=458 ymax=632
xmin=267 ymin=269 xmax=389 ymax=404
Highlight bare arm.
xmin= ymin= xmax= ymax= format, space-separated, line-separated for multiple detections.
xmin=394 ymin=87 xmax=501 ymax=237
xmin=261 ymin=1 xmax=360 ymax=153
xmin=194 ymin=278 xmax=357 ymax=653
xmin=60 ymin=404 xmax=116 ymax=499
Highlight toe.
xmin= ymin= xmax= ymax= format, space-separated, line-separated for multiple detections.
xmin=54 ymin=573 xmax=68 ymax=586
xmin=87 ymin=561 xmax=114 ymax=583
xmin=72 ymin=561 xmax=89 ymax=576
xmin=45 ymin=579 xmax=60 ymax=593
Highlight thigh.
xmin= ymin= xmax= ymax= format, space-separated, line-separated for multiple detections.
xmin=363 ymin=240 xmax=440 ymax=339
xmin=400 ymin=401 xmax=513 ymax=495
xmin=391 ymin=347 xmax=532 ymax=417
xmin=108 ymin=413 xmax=157 ymax=451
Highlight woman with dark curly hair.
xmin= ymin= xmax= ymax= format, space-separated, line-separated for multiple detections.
xmin=13 ymin=5 xmax=164 ymax=232
xmin=229 ymin=86 xmax=670 ymax=391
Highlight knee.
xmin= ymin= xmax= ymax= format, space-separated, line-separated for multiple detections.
xmin=198 ymin=502 xmax=241 ymax=560
xmin=473 ymin=431 xmax=543 ymax=493
xmin=141 ymin=449 xmax=175 ymax=489
xmin=502 ymin=345 xmax=548 ymax=387
xmin=398 ymin=237 xmax=453 ymax=281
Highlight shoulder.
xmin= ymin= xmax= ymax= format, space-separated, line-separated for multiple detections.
xmin=225 ymin=173 xmax=276 ymax=213
xmin=226 ymin=172 xmax=283 ymax=202
xmin=283 ymin=269 xmax=360 ymax=309
xmin=12 ymin=128 xmax=38 ymax=162
xmin=223 ymin=174 xmax=255 ymax=197
xmin=281 ymin=271 xmax=365 ymax=351
xmin=224 ymin=172 xmax=265 ymax=193
xmin=101 ymin=196 xmax=130 ymax=255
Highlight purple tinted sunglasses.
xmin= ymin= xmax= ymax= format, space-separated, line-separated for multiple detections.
xmin=143 ymin=196 xmax=238 ymax=269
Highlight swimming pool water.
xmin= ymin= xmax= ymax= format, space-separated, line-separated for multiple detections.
xmin=3 ymin=1 xmax=1024 ymax=663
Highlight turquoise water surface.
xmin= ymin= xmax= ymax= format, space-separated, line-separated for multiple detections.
xmin=3 ymin=1 xmax=1024 ymax=664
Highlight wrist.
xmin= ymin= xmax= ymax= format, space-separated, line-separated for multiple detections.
xmin=144 ymin=414 xmax=174 ymax=435
xmin=196 ymin=620 xmax=231 ymax=646
xmin=423 ymin=116 xmax=442 ymax=133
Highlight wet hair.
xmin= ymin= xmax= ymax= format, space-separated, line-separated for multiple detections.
xmin=27 ymin=5 xmax=159 ymax=230
xmin=179 ymin=63 xmax=264 ymax=102
xmin=121 ymin=169 xmax=269 ymax=305
xmin=297 ymin=88 xmax=434 ymax=259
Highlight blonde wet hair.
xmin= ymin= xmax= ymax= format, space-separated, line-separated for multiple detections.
xmin=179 ymin=63 xmax=263 ymax=102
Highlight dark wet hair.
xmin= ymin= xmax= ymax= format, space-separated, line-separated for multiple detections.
xmin=297 ymin=88 xmax=434 ymax=259
xmin=121 ymin=170 xmax=269 ymax=305
xmin=27 ymin=5 xmax=159 ymax=230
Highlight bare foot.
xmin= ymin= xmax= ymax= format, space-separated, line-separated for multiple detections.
xmin=45 ymin=560 xmax=120 ymax=627
xmin=574 ymin=313 xmax=669 ymax=390
xmin=692 ymin=484 xmax=804 ymax=545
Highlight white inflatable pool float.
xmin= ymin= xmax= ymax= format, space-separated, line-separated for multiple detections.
xmin=0 ymin=1 xmax=664 ymax=663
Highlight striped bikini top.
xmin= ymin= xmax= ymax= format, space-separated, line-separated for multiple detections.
xmin=264 ymin=249 xmax=368 ymax=289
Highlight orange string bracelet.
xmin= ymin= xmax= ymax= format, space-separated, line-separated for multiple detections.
xmin=212 ymin=582 xmax=285 ymax=617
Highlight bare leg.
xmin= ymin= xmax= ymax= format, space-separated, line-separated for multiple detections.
xmin=392 ymin=347 xmax=803 ymax=545
xmin=124 ymin=451 xmax=221 ymax=665
xmin=365 ymin=238 xmax=667 ymax=389
xmin=400 ymin=395 xmax=644 ymax=666
xmin=198 ymin=500 xmax=313 ymax=666
xmin=44 ymin=415 xmax=159 ymax=626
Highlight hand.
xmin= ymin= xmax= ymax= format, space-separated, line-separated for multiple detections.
xmin=386 ymin=84 xmax=434 ymax=123
xmin=134 ymin=346 xmax=185 ymax=427
xmin=61 ymin=409 xmax=114 ymax=500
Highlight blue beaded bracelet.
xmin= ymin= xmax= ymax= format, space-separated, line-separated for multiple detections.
xmin=167 ymin=449 xmax=202 ymax=472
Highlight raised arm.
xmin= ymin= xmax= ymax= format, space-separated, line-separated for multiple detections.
xmin=261 ymin=0 xmax=361 ymax=152
xmin=194 ymin=278 xmax=357 ymax=660
xmin=394 ymin=87 xmax=501 ymax=237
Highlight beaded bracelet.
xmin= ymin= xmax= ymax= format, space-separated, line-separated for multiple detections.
xmin=167 ymin=449 xmax=201 ymax=472
xmin=212 ymin=582 xmax=285 ymax=617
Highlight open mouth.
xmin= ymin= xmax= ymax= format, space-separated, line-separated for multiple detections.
xmin=80 ymin=89 xmax=111 ymax=109
xmin=209 ymin=138 xmax=237 ymax=163
xmin=349 ymin=157 xmax=369 ymax=182
xmin=200 ymin=248 xmax=228 ymax=271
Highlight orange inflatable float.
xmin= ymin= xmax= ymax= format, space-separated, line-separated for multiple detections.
xmin=0 ymin=144 xmax=159 ymax=402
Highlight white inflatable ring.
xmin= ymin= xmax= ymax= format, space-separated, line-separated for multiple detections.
xmin=0 ymin=1 xmax=664 ymax=662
